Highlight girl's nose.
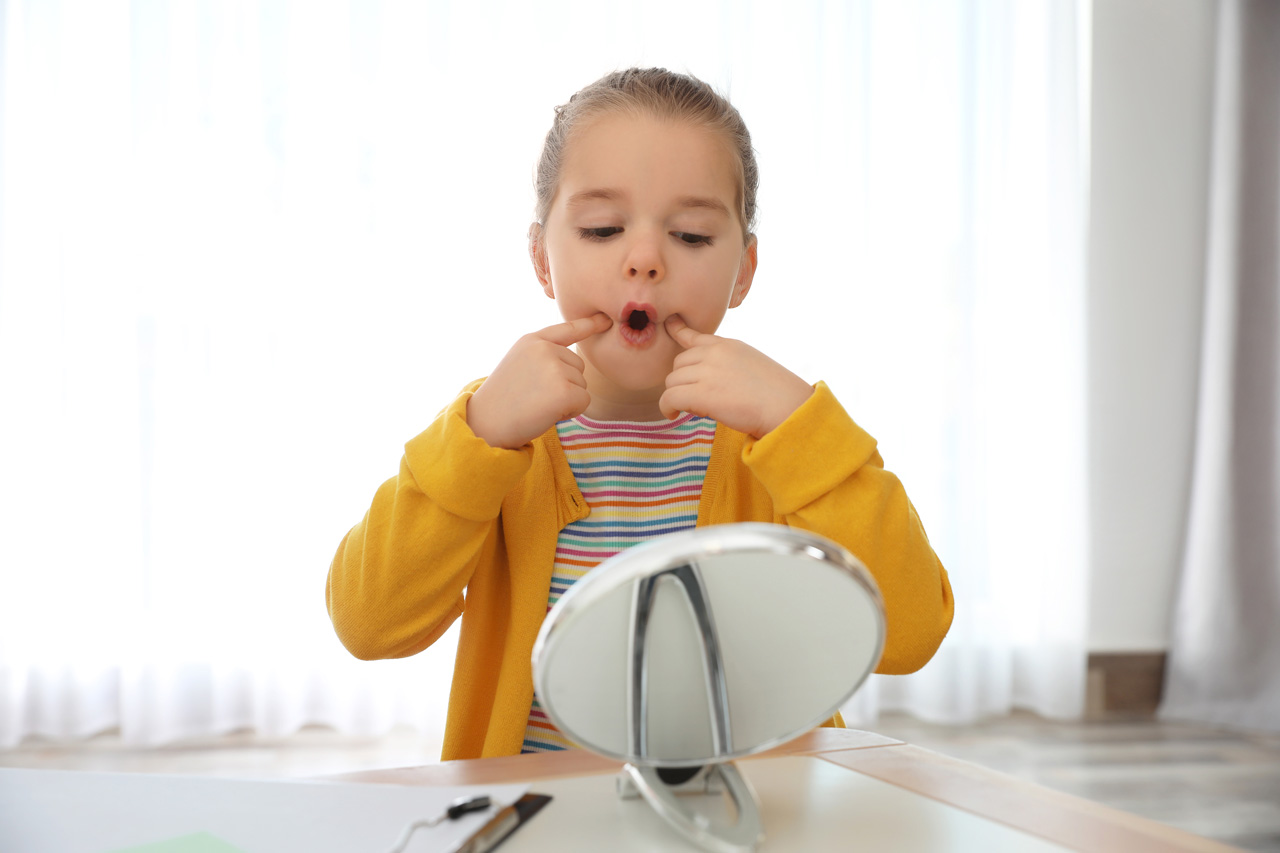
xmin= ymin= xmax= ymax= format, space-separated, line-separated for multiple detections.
xmin=624 ymin=233 xmax=665 ymax=282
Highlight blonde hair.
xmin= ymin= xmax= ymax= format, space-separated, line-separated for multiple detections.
xmin=533 ymin=68 xmax=759 ymax=239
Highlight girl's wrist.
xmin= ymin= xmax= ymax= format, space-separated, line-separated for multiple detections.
xmin=466 ymin=392 xmax=520 ymax=449
xmin=755 ymin=377 xmax=815 ymax=438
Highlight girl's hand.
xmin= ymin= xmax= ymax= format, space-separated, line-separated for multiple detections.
xmin=468 ymin=313 xmax=613 ymax=449
xmin=659 ymin=315 xmax=813 ymax=438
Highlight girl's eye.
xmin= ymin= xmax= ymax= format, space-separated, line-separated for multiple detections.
xmin=673 ymin=232 xmax=713 ymax=246
xmin=578 ymin=227 xmax=622 ymax=241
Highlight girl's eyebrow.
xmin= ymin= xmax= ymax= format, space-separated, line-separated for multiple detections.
xmin=676 ymin=195 xmax=730 ymax=216
xmin=566 ymin=188 xmax=624 ymax=207
xmin=566 ymin=188 xmax=729 ymax=217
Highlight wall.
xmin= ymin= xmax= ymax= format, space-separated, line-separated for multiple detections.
xmin=1087 ymin=0 xmax=1217 ymax=651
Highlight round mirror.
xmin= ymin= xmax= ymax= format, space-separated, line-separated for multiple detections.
xmin=531 ymin=523 xmax=885 ymax=767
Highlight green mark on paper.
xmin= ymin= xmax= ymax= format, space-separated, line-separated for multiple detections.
xmin=110 ymin=832 xmax=248 ymax=853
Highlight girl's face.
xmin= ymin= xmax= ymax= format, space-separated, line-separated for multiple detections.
xmin=533 ymin=112 xmax=757 ymax=417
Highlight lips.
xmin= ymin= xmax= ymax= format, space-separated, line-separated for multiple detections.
xmin=618 ymin=302 xmax=658 ymax=347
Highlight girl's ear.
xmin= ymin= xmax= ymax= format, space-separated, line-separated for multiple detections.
xmin=528 ymin=223 xmax=555 ymax=298
xmin=728 ymin=235 xmax=758 ymax=309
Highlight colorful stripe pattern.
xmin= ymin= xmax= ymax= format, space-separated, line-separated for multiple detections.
xmin=520 ymin=412 xmax=715 ymax=754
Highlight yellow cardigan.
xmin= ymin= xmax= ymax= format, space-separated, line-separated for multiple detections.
xmin=327 ymin=380 xmax=953 ymax=761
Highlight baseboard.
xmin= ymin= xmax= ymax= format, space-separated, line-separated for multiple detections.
xmin=1085 ymin=652 xmax=1167 ymax=719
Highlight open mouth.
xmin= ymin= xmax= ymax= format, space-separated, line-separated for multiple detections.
xmin=619 ymin=303 xmax=658 ymax=347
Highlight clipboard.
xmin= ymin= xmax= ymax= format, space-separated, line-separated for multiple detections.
xmin=0 ymin=768 xmax=541 ymax=853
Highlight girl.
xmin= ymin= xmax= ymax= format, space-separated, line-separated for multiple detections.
xmin=327 ymin=68 xmax=953 ymax=760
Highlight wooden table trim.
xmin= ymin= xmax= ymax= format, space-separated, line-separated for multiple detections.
xmin=817 ymin=743 xmax=1243 ymax=853
xmin=318 ymin=728 xmax=903 ymax=787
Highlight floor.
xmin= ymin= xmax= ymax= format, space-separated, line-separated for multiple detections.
xmin=4 ymin=712 xmax=1278 ymax=851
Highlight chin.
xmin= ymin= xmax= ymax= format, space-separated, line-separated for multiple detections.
xmin=584 ymin=344 xmax=672 ymax=396
xmin=602 ymin=361 xmax=671 ymax=394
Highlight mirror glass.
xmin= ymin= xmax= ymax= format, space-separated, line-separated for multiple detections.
xmin=531 ymin=523 xmax=885 ymax=766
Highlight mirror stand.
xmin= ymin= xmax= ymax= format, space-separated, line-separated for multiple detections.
xmin=615 ymin=764 xmax=724 ymax=798
xmin=617 ymin=762 xmax=763 ymax=853
xmin=619 ymin=563 xmax=765 ymax=852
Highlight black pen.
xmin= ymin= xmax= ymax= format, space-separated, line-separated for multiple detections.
xmin=385 ymin=793 xmax=551 ymax=853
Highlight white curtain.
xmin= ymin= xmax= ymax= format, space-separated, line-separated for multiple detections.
xmin=1160 ymin=0 xmax=1280 ymax=735
xmin=0 ymin=0 xmax=1089 ymax=748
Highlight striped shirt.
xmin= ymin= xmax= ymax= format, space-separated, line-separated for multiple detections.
xmin=520 ymin=412 xmax=715 ymax=753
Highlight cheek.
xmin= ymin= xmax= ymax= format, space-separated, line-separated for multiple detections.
xmin=673 ymin=275 xmax=738 ymax=330
xmin=551 ymin=286 xmax=600 ymax=320
xmin=546 ymin=257 xmax=608 ymax=316
xmin=683 ymin=305 xmax=731 ymax=335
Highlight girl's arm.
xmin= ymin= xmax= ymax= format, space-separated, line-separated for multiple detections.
xmin=329 ymin=316 xmax=607 ymax=660
xmin=658 ymin=317 xmax=952 ymax=672
xmin=738 ymin=382 xmax=955 ymax=674
xmin=326 ymin=382 xmax=533 ymax=660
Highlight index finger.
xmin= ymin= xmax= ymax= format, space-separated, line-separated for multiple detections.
xmin=539 ymin=312 xmax=613 ymax=347
xmin=664 ymin=314 xmax=709 ymax=349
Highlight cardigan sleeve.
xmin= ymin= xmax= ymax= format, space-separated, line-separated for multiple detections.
xmin=741 ymin=382 xmax=954 ymax=675
xmin=326 ymin=380 xmax=532 ymax=660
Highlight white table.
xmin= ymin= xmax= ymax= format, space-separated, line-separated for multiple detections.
xmin=324 ymin=729 xmax=1240 ymax=852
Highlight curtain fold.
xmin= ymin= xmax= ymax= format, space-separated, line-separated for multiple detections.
xmin=1160 ymin=0 xmax=1280 ymax=734
xmin=0 ymin=0 xmax=1089 ymax=747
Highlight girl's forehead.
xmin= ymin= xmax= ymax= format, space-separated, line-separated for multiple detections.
xmin=559 ymin=112 xmax=741 ymax=199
